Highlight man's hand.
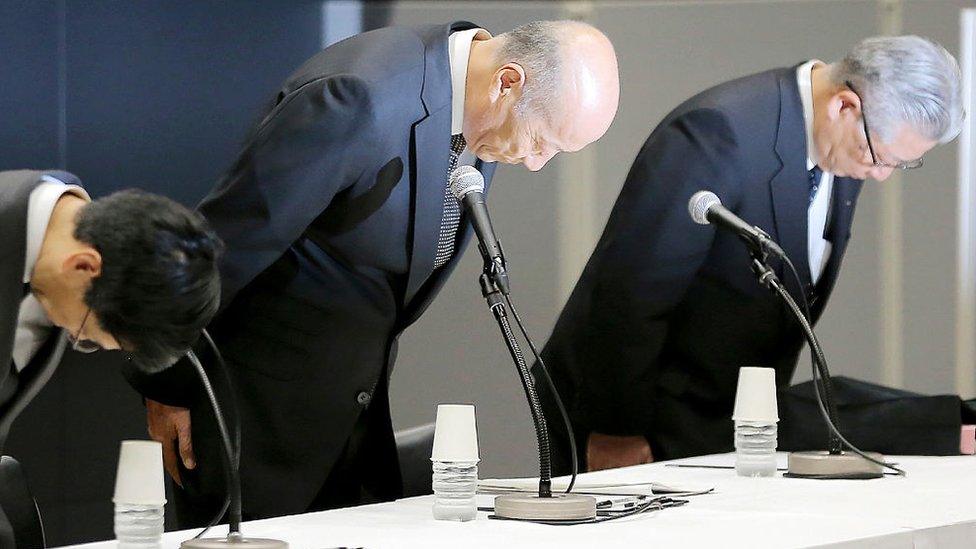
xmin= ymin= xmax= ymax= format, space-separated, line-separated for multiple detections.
xmin=146 ymin=399 xmax=195 ymax=486
xmin=586 ymin=432 xmax=653 ymax=472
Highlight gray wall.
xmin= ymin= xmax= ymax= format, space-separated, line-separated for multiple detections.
xmin=384 ymin=0 xmax=976 ymax=478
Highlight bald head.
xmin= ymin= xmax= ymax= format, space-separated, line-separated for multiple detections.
xmin=497 ymin=21 xmax=618 ymax=130
xmin=464 ymin=20 xmax=619 ymax=171
xmin=550 ymin=22 xmax=620 ymax=149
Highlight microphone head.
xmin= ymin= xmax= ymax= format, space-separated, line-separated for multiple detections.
xmin=688 ymin=190 xmax=721 ymax=225
xmin=450 ymin=165 xmax=485 ymax=201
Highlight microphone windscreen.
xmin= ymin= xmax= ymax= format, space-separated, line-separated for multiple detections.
xmin=450 ymin=165 xmax=485 ymax=201
xmin=688 ymin=190 xmax=721 ymax=225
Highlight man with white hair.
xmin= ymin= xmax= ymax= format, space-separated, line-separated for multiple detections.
xmin=129 ymin=20 xmax=619 ymax=523
xmin=537 ymin=35 xmax=964 ymax=472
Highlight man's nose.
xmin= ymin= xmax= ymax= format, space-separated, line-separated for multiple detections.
xmin=871 ymin=166 xmax=895 ymax=181
xmin=524 ymin=151 xmax=557 ymax=172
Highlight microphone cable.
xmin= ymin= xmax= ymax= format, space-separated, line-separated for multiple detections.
xmin=185 ymin=329 xmax=245 ymax=539
xmin=779 ymin=257 xmax=905 ymax=477
xmin=503 ymin=295 xmax=579 ymax=494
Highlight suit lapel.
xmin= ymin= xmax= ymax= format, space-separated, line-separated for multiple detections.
xmin=0 ymin=171 xmax=41 ymax=374
xmin=769 ymin=69 xmax=813 ymax=298
xmin=403 ymin=21 xmax=484 ymax=306
xmin=404 ymin=106 xmax=452 ymax=305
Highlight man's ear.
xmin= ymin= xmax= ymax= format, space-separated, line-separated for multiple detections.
xmin=62 ymin=247 xmax=102 ymax=281
xmin=828 ymin=89 xmax=862 ymax=123
xmin=488 ymin=63 xmax=526 ymax=103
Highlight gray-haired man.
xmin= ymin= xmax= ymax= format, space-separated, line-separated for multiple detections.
xmin=536 ymin=35 xmax=964 ymax=472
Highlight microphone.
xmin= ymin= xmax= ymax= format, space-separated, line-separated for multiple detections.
xmin=450 ymin=165 xmax=510 ymax=294
xmin=688 ymin=191 xmax=785 ymax=258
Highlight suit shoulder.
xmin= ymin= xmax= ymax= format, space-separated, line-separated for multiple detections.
xmin=0 ymin=170 xmax=46 ymax=194
xmin=281 ymin=26 xmax=426 ymax=100
xmin=274 ymin=26 xmax=427 ymax=131
xmin=666 ymin=68 xmax=786 ymax=148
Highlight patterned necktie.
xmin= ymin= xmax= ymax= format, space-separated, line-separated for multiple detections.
xmin=433 ymin=134 xmax=467 ymax=269
xmin=808 ymin=165 xmax=823 ymax=204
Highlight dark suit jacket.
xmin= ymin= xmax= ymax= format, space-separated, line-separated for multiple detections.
xmin=537 ymin=67 xmax=863 ymax=464
xmin=128 ymin=22 xmax=496 ymax=519
xmin=0 ymin=169 xmax=75 ymax=547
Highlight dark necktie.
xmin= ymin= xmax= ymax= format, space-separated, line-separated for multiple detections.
xmin=434 ymin=134 xmax=467 ymax=269
xmin=808 ymin=165 xmax=823 ymax=205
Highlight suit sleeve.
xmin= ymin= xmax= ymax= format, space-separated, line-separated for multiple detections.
xmin=125 ymin=76 xmax=378 ymax=406
xmin=549 ymin=108 xmax=742 ymax=436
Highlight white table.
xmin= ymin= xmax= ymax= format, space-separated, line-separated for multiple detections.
xmin=65 ymin=453 xmax=976 ymax=548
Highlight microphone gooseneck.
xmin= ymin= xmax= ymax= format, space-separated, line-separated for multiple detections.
xmin=186 ymin=346 xmax=242 ymax=533
xmin=457 ymin=166 xmax=595 ymax=522
xmin=455 ymin=165 xmax=551 ymax=497
xmin=450 ymin=167 xmax=580 ymax=491
xmin=182 ymin=330 xmax=290 ymax=548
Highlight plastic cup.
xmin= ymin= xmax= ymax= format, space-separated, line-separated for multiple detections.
xmin=430 ymin=404 xmax=480 ymax=462
xmin=113 ymin=440 xmax=167 ymax=505
xmin=732 ymin=367 xmax=779 ymax=422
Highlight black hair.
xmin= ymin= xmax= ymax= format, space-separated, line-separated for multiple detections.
xmin=73 ymin=189 xmax=222 ymax=372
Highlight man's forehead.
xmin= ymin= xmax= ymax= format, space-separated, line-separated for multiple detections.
xmin=881 ymin=125 xmax=937 ymax=162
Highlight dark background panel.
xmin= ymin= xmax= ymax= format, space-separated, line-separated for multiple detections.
xmin=0 ymin=0 xmax=61 ymax=170
xmin=2 ymin=1 xmax=326 ymax=545
xmin=64 ymin=0 xmax=326 ymax=205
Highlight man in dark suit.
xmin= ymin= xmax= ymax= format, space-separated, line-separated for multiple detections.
xmin=537 ymin=35 xmax=964 ymax=472
xmin=130 ymin=20 xmax=619 ymax=523
xmin=0 ymin=169 xmax=221 ymax=545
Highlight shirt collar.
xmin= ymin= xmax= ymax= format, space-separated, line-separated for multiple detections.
xmin=796 ymin=59 xmax=824 ymax=172
xmin=24 ymin=176 xmax=91 ymax=283
xmin=448 ymin=28 xmax=490 ymax=136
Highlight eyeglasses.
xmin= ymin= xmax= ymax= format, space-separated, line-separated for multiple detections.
xmin=845 ymin=80 xmax=924 ymax=170
xmin=68 ymin=308 xmax=102 ymax=353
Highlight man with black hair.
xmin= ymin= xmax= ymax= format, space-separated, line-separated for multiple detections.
xmin=0 ymin=169 xmax=222 ymax=544
xmin=0 ymin=169 xmax=222 ymax=447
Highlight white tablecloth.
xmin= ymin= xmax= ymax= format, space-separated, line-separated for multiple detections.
xmin=64 ymin=453 xmax=976 ymax=548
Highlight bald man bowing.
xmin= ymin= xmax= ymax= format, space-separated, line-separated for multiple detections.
xmin=129 ymin=20 xmax=619 ymax=523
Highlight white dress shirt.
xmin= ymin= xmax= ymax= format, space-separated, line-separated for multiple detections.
xmin=448 ymin=27 xmax=490 ymax=167
xmin=13 ymin=176 xmax=90 ymax=371
xmin=797 ymin=59 xmax=833 ymax=285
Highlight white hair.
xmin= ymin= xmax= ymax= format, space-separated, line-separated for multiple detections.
xmin=496 ymin=20 xmax=567 ymax=120
xmin=831 ymin=35 xmax=965 ymax=144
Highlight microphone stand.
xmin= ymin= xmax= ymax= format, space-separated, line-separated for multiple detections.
xmin=477 ymin=245 xmax=596 ymax=521
xmin=181 ymin=334 xmax=289 ymax=548
xmin=746 ymin=242 xmax=883 ymax=479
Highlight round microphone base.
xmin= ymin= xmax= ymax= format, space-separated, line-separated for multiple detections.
xmin=787 ymin=450 xmax=884 ymax=479
xmin=493 ymin=493 xmax=597 ymax=521
xmin=181 ymin=533 xmax=288 ymax=549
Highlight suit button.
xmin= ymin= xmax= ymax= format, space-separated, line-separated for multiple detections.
xmin=356 ymin=391 xmax=372 ymax=406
